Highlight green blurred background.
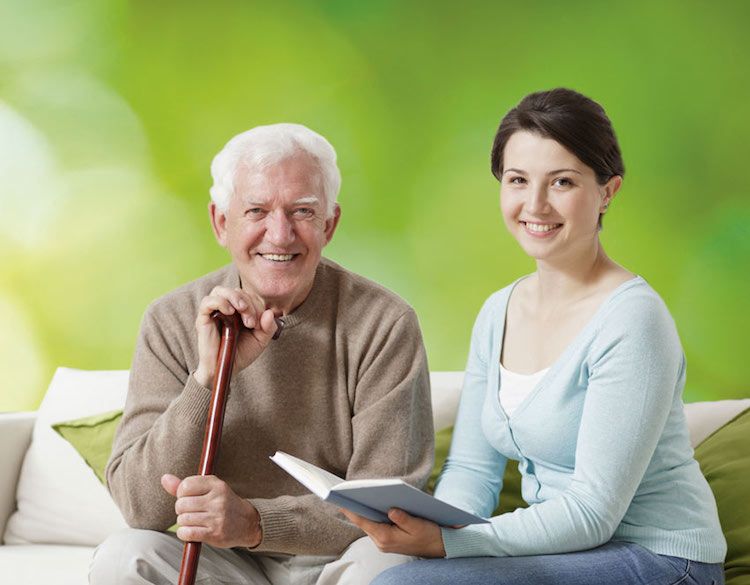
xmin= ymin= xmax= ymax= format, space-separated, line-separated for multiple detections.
xmin=1 ymin=0 xmax=748 ymax=410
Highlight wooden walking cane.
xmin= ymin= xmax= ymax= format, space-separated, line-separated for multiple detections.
xmin=177 ymin=310 xmax=282 ymax=585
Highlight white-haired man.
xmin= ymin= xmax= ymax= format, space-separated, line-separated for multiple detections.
xmin=90 ymin=124 xmax=434 ymax=585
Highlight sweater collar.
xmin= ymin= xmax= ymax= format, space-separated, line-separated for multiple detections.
xmin=225 ymin=260 xmax=329 ymax=331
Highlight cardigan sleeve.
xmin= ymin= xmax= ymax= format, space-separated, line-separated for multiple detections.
xmin=440 ymin=292 xmax=684 ymax=557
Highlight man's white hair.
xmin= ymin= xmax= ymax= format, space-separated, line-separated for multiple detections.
xmin=209 ymin=123 xmax=341 ymax=217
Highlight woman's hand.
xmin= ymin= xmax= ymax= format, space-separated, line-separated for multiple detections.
xmin=341 ymin=508 xmax=447 ymax=558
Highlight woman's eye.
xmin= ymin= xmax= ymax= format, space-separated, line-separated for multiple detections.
xmin=508 ymin=176 xmax=526 ymax=185
xmin=553 ymin=177 xmax=573 ymax=187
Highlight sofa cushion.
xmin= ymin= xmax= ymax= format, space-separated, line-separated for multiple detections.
xmin=694 ymin=406 xmax=750 ymax=584
xmin=2 ymin=368 xmax=128 ymax=546
xmin=0 ymin=544 xmax=95 ymax=585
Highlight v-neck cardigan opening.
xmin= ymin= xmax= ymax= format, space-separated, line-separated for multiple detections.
xmin=491 ymin=275 xmax=646 ymax=424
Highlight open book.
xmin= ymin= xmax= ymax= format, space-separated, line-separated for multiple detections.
xmin=270 ymin=451 xmax=488 ymax=526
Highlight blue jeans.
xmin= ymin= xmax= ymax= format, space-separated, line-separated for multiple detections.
xmin=372 ymin=541 xmax=725 ymax=585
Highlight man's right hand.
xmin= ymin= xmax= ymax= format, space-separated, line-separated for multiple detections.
xmin=193 ymin=286 xmax=278 ymax=387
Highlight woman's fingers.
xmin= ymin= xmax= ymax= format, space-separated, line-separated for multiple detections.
xmin=341 ymin=508 xmax=447 ymax=557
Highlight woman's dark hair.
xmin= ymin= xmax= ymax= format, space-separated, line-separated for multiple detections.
xmin=490 ymin=89 xmax=625 ymax=227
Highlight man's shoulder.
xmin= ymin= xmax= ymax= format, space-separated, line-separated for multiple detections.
xmin=318 ymin=257 xmax=415 ymax=320
xmin=145 ymin=265 xmax=238 ymax=320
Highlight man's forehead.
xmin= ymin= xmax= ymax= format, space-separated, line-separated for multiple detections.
xmin=235 ymin=156 xmax=324 ymax=195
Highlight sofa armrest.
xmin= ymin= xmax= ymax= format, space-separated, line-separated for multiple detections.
xmin=0 ymin=412 xmax=35 ymax=539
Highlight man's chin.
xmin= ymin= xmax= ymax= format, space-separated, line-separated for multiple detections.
xmin=237 ymin=260 xmax=318 ymax=311
xmin=241 ymin=279 xmax=313 ymax=314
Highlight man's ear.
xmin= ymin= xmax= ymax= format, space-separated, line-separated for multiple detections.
xmin=209 ymin=202 xmax=229 ymax=247
xmin=323 ymin=204 xmax=341 ymax=245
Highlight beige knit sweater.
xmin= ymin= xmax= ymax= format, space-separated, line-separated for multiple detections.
xmin=106 ymin=257 xmax=434 ymax=556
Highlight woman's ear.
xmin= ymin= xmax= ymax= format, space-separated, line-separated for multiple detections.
xmin=601 ymin=175 xmax=623 ymax=212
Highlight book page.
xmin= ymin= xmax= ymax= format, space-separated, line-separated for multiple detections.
xmin=270 ymin=451 xmax=344 ymax=497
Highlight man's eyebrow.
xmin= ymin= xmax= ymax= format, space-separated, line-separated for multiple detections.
xmin=241 ymin=196 xmax=321 ymax=207
xmin=503 ymin=168 xmax=582 ymax=175
xmin=292 ymin=196 xmax=321 ymax=205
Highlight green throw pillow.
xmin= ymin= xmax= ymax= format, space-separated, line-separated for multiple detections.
xmin=694 ymin=407 xmax=750 ymax=585
xmin=52 ymin=409 xmax=123 ymax=484
xmin=53 ymin=409 xmax=178 ymax=533
xmin=428 ymin=426 xmax=527 ymax=516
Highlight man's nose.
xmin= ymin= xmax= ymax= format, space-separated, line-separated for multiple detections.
xmin=264 ymin=210 xmax=295 ymax=246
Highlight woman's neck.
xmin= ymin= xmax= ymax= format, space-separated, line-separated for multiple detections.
xmin=532 ymin=242 xmax=615 ymax=305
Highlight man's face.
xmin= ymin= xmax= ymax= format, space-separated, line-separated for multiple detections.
xmin=210 ymin=154 xmax=340 ymax=314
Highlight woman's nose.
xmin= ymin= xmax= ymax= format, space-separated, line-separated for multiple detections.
xmin=525 ymin=185 xmax=550 ymax=215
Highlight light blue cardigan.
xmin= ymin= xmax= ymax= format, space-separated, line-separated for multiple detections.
xmin=435 ymin=276 xmax=726 ymax=562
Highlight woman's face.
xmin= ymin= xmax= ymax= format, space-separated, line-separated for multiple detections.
xmin=499 ymin=130 xmax=619 ymax=264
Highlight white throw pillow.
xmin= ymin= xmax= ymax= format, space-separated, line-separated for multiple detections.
xmin=683 ymin=398 xmax=750 ymax=447
xmin=3 ymin=367 xmax=129 ymax=546
xmin=429 ymin=371 xmax=464 ymax=432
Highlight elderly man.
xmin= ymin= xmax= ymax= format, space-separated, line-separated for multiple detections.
xmin=90 ymin=123 xmax=433 ymax=585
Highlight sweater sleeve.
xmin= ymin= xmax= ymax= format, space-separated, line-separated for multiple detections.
xmin=434 ymin=298 xmax=507 ymax=517
xmin=248 ymin=308 xmax=435 ymax=555
xmin=440 ymin=293 xmax=684 ymax=557
xmin=106 ymin=303 xmax=212 ymax=530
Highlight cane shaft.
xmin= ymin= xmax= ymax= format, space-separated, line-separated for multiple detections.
xmin=177 ymin=312 xmax=241 ymax=585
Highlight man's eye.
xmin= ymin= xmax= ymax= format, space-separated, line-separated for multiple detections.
xmin=293 ymin=208 xmax=315 ymax=217
xmin=246 ymin=208 xmax=265 ymax=216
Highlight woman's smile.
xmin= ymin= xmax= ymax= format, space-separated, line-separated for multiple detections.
xmin=520 ymin=221 xmax=563 ymax=237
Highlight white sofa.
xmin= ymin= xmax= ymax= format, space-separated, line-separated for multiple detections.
xmin=1 ymin=367 xmax=748 ymax=585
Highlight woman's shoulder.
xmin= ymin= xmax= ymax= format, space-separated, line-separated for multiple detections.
xmin=600 ymin=276 xmax=671 ymax=319
xmin=593 ymin=276 xmax=681 ymax=346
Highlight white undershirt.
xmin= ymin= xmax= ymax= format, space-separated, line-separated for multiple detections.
xmin=499 ymin=363 xmax=549 ymax=416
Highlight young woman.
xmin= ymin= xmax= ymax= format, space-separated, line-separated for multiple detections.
xmin=343 ymin=88 xmax=727 ymax=585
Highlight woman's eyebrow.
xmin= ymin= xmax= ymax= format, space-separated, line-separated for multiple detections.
xmin=503 ymin=168 xmax=582 ymax=176
xmin=547 ymin=168 xmax=582 ymax=175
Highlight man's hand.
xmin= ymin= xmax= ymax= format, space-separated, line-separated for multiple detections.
xmin=194 ymin=286 xmax=278 ymax=387
xmin=341 ymin=508 xmax=446 ymax=558
xmin=161 ymin=474 xmax=262 ymax=548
